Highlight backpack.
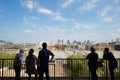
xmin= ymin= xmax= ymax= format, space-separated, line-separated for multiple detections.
xmin=97 ymin=60 xmax=103 ymax=67
xmin=113 ymin=59 xmax=118 ymax=69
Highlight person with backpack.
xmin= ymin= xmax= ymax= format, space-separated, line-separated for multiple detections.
xmin=102 ymin=48 xmax=117 ymax=80
xmin=38 ymin=42 xmax=55 ymax=80
xmin=13 ymin=49 xmax=24 ymax=80
xmin=25 ymin=48 xmax=38 ymax=80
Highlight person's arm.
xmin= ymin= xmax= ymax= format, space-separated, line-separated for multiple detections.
xmin=101 ymin=52 xmax=107 ymax=62
xmin=13 ymin=55 xmax=16 ymax=67
xmin=35 ymin=56 xmax=38 ymax=61
xmin=86 ymin=54 xmax=89 ymax=59
xmin=19 ymin=53 xmax=23 ymax=62
xmin=25 ymin=56 xmax=29 ymax=63
xmin=34 ymin=55 xmax=39 ymax=64
xmin=19 ymin=56 xmax=22 ymax=61
xmin=103 ymin=52 xmax=108 ymax=59
xmin=50 ymin=54 xmax=55 ymax=62
xmin=38 ymin=51 xmax=41 ymax=64
xmin=49 ymin=51 xmax=55 ymax=62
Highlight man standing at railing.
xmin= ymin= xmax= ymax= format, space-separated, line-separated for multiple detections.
xmin=13 ymin=49 xmax=24 ymax=80
xmin=38 ymin=42 xmax=55 ymax=80
xmin=103 ymin=48 xmax=117 ymax=80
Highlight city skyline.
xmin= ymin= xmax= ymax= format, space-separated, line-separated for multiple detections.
xmin=0 ymin=0 xmax=120 ymax=43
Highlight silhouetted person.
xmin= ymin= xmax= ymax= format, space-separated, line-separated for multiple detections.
xmin=103 ymin=48 xmax=117 ymax=80
xmin=13 ymin=49 xmax=24 ymax=80
xmin=86 ymin=47 xmax=98 ymax=80
xmin=38 ymin=42 xmax=55 ymax=80
xmin=25 ymin=48 xmax=38 ymax=80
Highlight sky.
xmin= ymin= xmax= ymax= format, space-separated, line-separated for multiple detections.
xmin=0 ymin=0 xmax=120 ymax=43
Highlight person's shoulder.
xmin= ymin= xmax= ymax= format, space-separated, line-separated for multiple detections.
xmin=39 ymin=49 xmax=42 ymax=53
xmin=15 ymin=53 xmax=20 ymax=57
xmin=47 ymin=49 xmax=50 ymax=52
xmin=88 ymin=52 xmax=91 ymax=54
xmin=106 ymin=52 xmax=113 ymax=56
xmin=87 ymin=53 xmax=91 ymax=56
xmin=109 ymin=52 xmax=113 ymax=54
xmin=39 ymin=49 xmax=42 ymax=51
xmin=16 ymin=52 xmax=19 ymax=55
xmin=95 ymin=52 xmax=98 ymax=55
xmin=33 ymin=54 xmax=36 ymax=57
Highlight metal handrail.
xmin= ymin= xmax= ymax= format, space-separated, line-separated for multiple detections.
xmin=0 ymin=58 xmax=120 ymax=80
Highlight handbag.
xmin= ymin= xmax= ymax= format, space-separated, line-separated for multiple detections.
xmin=97 ymin=61 xmax=103 ymax=67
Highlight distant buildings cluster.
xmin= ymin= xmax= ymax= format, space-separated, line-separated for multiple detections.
xmin=65 ymin=39 xmax=120 ymax=51
xmin=0 ymin=38 xmax=120 ymax=51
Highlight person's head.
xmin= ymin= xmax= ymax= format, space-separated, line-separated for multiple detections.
xmin=20 ymin=49 xmax=24 ymax=53
xmin=42 ymin=42 xmax=47 ymax=48
xmin=90 ymin=47 xmax=95 ymax=52
xmin=104 ymin=48 xmax=109 ymax=52
xmin=28 ymin=48 xmax=34 ymax=55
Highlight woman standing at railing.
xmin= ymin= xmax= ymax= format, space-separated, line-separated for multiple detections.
xmin=25 ymin=48 xmax=38 ymax=80
xmin=86 ymin=47 xmax=98 ymax=80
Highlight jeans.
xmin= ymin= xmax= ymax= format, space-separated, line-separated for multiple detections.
xmin=14 ymin=66 xmax=21 ymax=80
xmin=39 ymin=66 xmax=49 ymax=80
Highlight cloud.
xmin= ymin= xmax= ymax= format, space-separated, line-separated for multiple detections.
xmin=24 ymin=15 xmax=40 ymax=21
xmin=116 ymin=6 xmax=120 ymax=13
xmin=74 ymin=23 xmax=81 ymax=29
xmin=74 ymin=24 xmax=81 ymax=29
xmin=69 ymin=35 xmax=80 ymax=39
xmin=99 ymin=5 xmax=113 ymax=17
xmin=46 ymin=25 xmax=66 ymax=33
xmin=61 ymin=0 xmax=74 ymax=8
xmin=80 ymin=0 xmax=99 ymax=13
xmin=74 ymin=22 xmax=97 ymax=29
xmin=21 ymin=0 xmax=34 ymax=10
xmin=37 ymin=28 xmax=44 ymax=32
xmin=69 ymin=32 xmax=103 ymax=42
xmin=23 ymin=15 xmax=39 ymax=27
xmin=31 ymin=16 xmax=40 ymax=20
xmin=37 ymin=7 xmax=53 ymax=15
xmin=84 ymin=24 xmax=96 ymax=29
xmin=98 ymin=5 xmax=120 ymax=22
xmin=118 ymin=29 xmax=120 ymax=32
xmin=101 ymin=16 xmax=113 ymax=22
xmin=23 ymin=15 xmax=29 ymax=25
xmin=24 ymin=29 xmax=36 ymax=33
xmin=113 ymin=0 xmax=119 ymax=3
xmin=52 ymin=16 xmax=67 ymax=21
xmin=110 ymin=33 xmax=119 ymax=39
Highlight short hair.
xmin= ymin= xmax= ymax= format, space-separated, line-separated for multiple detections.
xmin=90 ymin=47 xmax=95 ymax=52
xmin=104 ymin=48 xmax=109 ymax=52
xmin=20 ymin=49 xmax=24 ymax=53
xmin=42 ymin=42 xmax=47 ymax=48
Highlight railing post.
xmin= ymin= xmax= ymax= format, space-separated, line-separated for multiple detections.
xmin=71 ymin=59 xmax=73 ymax=80
xmin=54 ymin=61 xmax=55 ymax=80
xmin=2 ymin=59 xmax=4 ymax=80
xmin=106 ymin=60 xmax=108 ymax=80
xmin=89 ymin=69 xmax=90 ymax=80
